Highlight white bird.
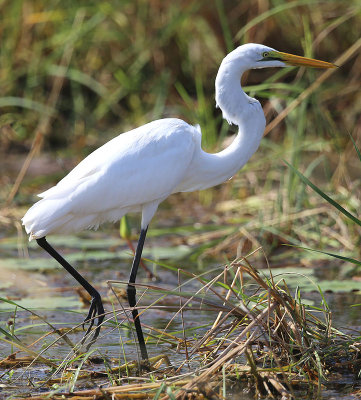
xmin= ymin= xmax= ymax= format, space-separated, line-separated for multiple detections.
xmin=22 ymin=43 xmax=335 ymax=360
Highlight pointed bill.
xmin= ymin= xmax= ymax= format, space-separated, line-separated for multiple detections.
xmin=276 ymin=51 xmax=337 ymax=68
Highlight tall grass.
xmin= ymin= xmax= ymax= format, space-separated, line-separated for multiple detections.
xmin=1 ymin=0 xmax=360 ymax=260
xmin=1 ymin=1 xmax=359 ymax=148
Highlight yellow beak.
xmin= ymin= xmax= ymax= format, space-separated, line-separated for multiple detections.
xmin=277 ymin=51 xmax=337 ymax=68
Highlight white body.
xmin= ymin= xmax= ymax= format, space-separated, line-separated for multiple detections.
xmin=23 ymin=44 xmax=280 ymax=239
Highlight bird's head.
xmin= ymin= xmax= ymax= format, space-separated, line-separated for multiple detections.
xmin=215 ymin=43 xmax=336 ymax=126
xmin=222 ymin=43 xmax=336 ymax=70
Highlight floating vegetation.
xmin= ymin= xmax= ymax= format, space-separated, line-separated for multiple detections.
xmin=1 ymin=251 xmax=361 ymax=399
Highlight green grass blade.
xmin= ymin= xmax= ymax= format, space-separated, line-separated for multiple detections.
xmin=0 ymin=326 xmax=19 ymax=341
xmin=235 ymin=0 xmax=319 ymax=40
xmin=348 ymin=132 xmax=361 ymax=163
xmin=284 ymin=160 xmax=361 ymax=227
xmin=287 ymin=245 xmax=361 ymax=267
xmin=153 ymin=382 xmax=166 ymax=400
xmin=215 ymin=0 xmax=234 ymax=52
xmin=0 ymin=96 xmax=56 ymax=116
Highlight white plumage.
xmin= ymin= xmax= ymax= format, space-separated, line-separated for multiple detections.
xmin=23 ymin=119 xmax=198 ymax=237
xmin=23 ymin=44 xmax=335 ymax=240
xmin=21 ymin=43 xmax=335 ymax=359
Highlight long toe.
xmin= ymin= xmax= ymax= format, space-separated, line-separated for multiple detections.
xmin=92 ymin=300 xmax=105 ymax=340
xmin=82 ymin=301 xmax=96 ymax=332
xmin=80 ymin=296 xmax=103 ymax=345
xmin=82 ymin=298 xmax=105 ymax=351
xmin=97 ymin=301 xmax=105 ymax=328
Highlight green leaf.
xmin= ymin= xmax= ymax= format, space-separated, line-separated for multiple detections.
xmin=287 ymin=244 xmax=361 ymax=267
xmin=348 ymin=131 xmax=361 ymax=163
xmin=119 ymin=216 xmax=131 ymax=240
xmin=284 ymin=160 xmax=361 ymax=227
xmin=0 ymin=326 xmax=19 ymax=341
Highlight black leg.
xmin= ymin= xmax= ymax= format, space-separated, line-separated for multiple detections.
xmin=127 ymin=227 xmax=149 ymax=361
xmin=36 ymin=237 xmax=104 ymax=349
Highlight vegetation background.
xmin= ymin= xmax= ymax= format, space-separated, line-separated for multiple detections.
xmin=1 ymin=1 xmax=361 ymax=398
xmin=1 ymin=0 xmax=360 ymax=265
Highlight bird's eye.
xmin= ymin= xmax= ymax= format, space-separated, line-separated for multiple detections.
xmin=262 ymin=52 xmax=269 ymax=58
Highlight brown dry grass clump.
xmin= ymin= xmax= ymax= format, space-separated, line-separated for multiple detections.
xmin=5 ymin=253 xmax=359 ymax=400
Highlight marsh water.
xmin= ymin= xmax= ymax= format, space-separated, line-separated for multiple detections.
xmin=1 ymin=232 xmax=361 ymax=399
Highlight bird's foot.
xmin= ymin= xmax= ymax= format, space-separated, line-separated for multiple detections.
xmin=82 ymin=298 xmax=97 ymax=331
xmin=80 ymin=295 xmax=105 ymax=350
xmin=138 ymin=358 xmax=151 ymax=373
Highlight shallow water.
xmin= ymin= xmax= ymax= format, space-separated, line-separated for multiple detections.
xmin=1 ymin=233 xmax=361 ymax=398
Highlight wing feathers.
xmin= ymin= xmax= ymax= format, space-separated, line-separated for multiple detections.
xmin=23 ymin=119 xmax=198 ymax=238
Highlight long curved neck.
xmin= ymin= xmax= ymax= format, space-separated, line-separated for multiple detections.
xmin=196 ymin=115 xmax=265 ymax=190
xmin=201 ymin=56 xmax=266 ymax=187
xmin=176 ymin=54 xmax=266 ymax=193
xmin=215 ymin=58 xmax=252 ymax=126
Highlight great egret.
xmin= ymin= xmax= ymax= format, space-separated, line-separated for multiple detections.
xmin=22 ymin=43 xmax=335 ymax=361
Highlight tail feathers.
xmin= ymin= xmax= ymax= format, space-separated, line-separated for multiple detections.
xmin=22 ymin=198 xmax=72 ymax=240
xmin=23 ymin=196 xmax=130 ymax=240
xmin=22 ymin=199 xmax=124 ymax=240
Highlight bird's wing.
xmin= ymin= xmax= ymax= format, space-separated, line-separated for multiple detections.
xmin=38 ymin=119 xmax=198 ymax=214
